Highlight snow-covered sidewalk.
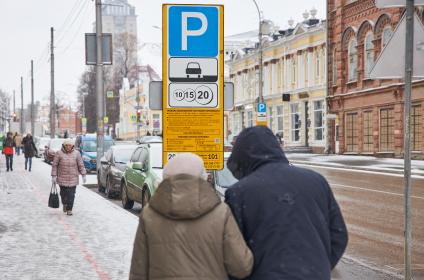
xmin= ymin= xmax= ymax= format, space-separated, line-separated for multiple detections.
xmin=0 ymin=157 xmax=138 ymax=280
xmin=286 ymin=153 xmax=424 ymax=177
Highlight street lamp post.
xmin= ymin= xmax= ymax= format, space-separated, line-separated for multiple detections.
xmin=252 ymin=0 xmax=264 ymax=104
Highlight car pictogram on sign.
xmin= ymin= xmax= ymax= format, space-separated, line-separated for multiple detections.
xmin=169 ymin=58 xmax=218 ymax=83
xmin=186 ymin=62 xmax=202 ymax=78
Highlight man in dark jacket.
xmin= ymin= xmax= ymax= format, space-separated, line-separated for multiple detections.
xmin=225 ymin=126 xmax=348 ymax=280
xmin=22 ymin=133 xmax=38 ymax=171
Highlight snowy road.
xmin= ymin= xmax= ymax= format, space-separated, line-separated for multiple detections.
xmin=2 ymin=156 xmax=423 ymax=279
xmin=303 ymin=164 xmax=424 ymax=279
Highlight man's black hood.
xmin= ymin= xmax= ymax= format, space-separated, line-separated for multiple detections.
xmin=227 ymin=126 xmax=289 ymax=179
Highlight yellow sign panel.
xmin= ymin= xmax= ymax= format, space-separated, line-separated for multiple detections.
xmin=103 ymin=116 xmax=109 ymax=124
xmin=162 ymin=4 xmax=224 ymax=170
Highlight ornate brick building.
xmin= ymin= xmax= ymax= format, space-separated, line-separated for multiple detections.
xmin=327 ymin=0 xmax=424 ymax=158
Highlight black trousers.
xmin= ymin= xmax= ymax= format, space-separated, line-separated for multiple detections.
xmin=5 ymin=155 xmax=13 ymax=170
xmin=59 ymin=186 xmax=76 ymax=211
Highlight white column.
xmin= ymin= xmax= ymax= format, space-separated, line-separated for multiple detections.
xmin=308 ymin=51 xmax=314 ymax=87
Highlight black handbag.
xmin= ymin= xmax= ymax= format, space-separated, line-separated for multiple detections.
xmin=48 ymin=183 xmax=60 ymax=208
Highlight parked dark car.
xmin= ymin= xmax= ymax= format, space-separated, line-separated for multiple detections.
xmin=98 ymin=144 xmax=138 ymax=198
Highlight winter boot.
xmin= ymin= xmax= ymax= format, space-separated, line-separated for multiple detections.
xmin=66 ymin=210 xmax=73 ymax=216
xmin=63 ymin=205 xmax=67 ymax=213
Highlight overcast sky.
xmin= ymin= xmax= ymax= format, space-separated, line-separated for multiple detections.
xmin=0 ymin=0 xmax=325 ymax=109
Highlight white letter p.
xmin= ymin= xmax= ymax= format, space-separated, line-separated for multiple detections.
xmin=181 ymin=12 xmax=208 ymax=51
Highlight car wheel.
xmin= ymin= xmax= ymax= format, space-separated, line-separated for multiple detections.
xmin=105 ymin=176 xmax=114 ymax=199
xmin=97 ymin=172 xmax=105 ymax=192
xmin=121 ymin=182 xmax=134 ymax=209
xmin=141 ymin=186 xmax=151 ymax=209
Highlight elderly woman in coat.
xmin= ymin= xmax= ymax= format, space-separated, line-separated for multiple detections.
xmin=51 ymin=139 xmax=87 ymax=216
xmin=130 ymin=153 xmax=253 ymax=280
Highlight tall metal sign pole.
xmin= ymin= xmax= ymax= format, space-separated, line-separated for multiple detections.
xmin=50 ymin=27 xmax=55 ymax=139
xmin=136 ymin=78 xmax=141 ymax=140
xmin=95 ymin=0 xmax=104 ymax=170
xmin=20 ymin=77 xmax=24 ymax=135
xmin=403 ymin=1 xmax=414 ymax=278
xmin=31 ymin=60 xmax=35 ymax=136
xmin=252 ymin=0 xmax=263 ymax=104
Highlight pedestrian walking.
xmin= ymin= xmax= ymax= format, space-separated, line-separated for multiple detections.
xmin=225 ymin=126 xmax=348 ymax=280
xmin=129 ymin=153 xmax=253 ymax=280
xmin=2 ymin=132 xmax=15 ymax=172
xmin=13 ymin=132 xmax=22 ymax=156
xmin=22 ymin=133 xmax=38 ymax=171
xmin=51 ymin=139 xmax=87 ymax=216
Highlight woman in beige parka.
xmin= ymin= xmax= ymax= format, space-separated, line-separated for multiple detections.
xmin=129 ymin=153 xmax=253 ymax=280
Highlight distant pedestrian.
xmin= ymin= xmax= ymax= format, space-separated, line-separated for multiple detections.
xmin=14 ymin=132 xmax=22 ymax=156
xmin=130 ymin=153 xmax=253 ymax=280
xmin=225 ymin=126 xmax=348 ymax=280
xmin=51 ymin=139 xmax=87 ymax=216
xmin=22 ymin=133 xmax=38 ymax=172
xmin=2 ymin=132 xmax=15 ymax=172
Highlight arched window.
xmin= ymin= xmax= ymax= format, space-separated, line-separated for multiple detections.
xmin=348 ymin=39 xmax=358 ymax=81
xmin=364 ymin=33 xmax=374 ymax=78
xmin=382 ymin=26 xmax=393 ymax=48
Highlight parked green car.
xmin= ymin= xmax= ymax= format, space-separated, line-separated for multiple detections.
xmin=120 ymin=143 xmax=163 ymax=209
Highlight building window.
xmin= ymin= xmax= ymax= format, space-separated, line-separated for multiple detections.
xmin=276 ymin=105 xmax=284 ymax=133
xmin=380 ymin=108 xmax=394 ymax=152
xmin=332 ymin=48 xmax=337 ymax=85
xmin=232 ymin=113 xmax=240 ymax=136
xmin=382 ymin=26 xmax=393 ymax=48
xmin=291 ymin=104 xmax=300 ymax=142
xmin=247 ymin=111 xmax=254 ymax=128
xmin=364 ymin=33 xmax=374 ymax=78
xmin=345 ymin=112 xmax=358 ymax=152
xmin=314 ymin=100 xmax=324 ymax=141
xmin=268 ymin=106 xmax=274 ymax=132
xmin=411 ymin=105 xmax=422 ymax=151
xmin=363 ymin=111 xmax=373 ymax=152
xmin=348 ymin=39 xmax=358 ymax=81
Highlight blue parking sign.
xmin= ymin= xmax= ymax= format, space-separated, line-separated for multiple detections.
xmin=258 ymin=103 xmax=267 ymax=113
xmin=168 ymin=6 xmax=218 ymax=57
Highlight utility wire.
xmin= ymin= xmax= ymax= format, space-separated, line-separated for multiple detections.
xmin=57 ymin=0 xmax=85 ymax=32
xmin=58 ymin=2 xmax=91 ymax=55
xmin=55 ymin=0 xmax=86 ymax=45
xmin=56 ymin=0 xmax=89 ymax=46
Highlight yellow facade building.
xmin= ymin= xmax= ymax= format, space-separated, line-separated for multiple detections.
xmin=228 ymin=18 xmax=327 ymax=152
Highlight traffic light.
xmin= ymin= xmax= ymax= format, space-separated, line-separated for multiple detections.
xmin=136 ymin=109 xmax=141 ymax=123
